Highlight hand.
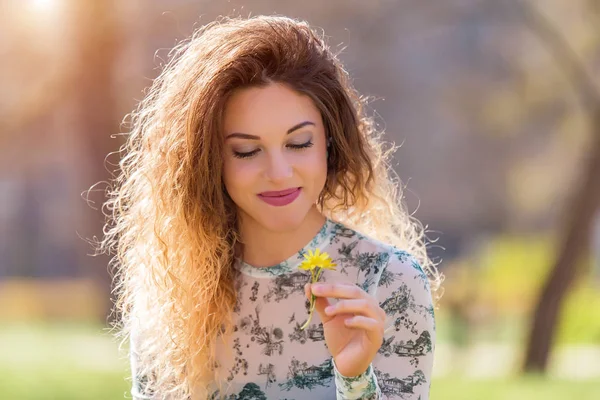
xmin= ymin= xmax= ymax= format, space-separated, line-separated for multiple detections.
xmin=304 ymin=282 xmax=386 ymax=377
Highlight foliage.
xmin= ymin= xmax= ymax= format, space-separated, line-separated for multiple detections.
xmin=441 ymin=234 xmax=600 ymax=344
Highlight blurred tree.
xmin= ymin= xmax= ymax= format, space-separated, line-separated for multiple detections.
xmin=511 ymin=0 xmax=600 ymax=373
xmin=438 ymin=0 xmax=600 ymax=372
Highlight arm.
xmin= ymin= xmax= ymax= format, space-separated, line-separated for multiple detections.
xmin=332 ymin=251 xmax=435 ymax=400
xmin=373 ymin=251 xmax=436 ymax=399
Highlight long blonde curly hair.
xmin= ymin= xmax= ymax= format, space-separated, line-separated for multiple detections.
xmin=100 ymin=15 xmax=442 ymax=399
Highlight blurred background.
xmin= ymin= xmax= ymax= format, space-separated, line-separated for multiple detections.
xmin=1 ymin=0 xmax=600 ymax=399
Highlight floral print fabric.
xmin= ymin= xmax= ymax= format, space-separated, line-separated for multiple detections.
xmin=131 ymin=219 xmax=435 ymax=399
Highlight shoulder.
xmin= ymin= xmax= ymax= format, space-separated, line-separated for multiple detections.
xmin=328 ymin=220 xmax=394 ymax=257
xmin=385 ymin=247 xmax=430 ymax=289
xmin=328 ymin=221 xmax=429 ymax=291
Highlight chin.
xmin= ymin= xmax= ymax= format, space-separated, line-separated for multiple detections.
xmin=253 ymin=208 xmax=309 ymax=233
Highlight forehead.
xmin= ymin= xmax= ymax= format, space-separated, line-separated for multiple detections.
xmin=223 ymin=83 xmax=322 ymax=135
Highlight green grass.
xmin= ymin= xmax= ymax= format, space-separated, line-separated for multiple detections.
xmin=2 ymin=322 xmax=599 ymax=399
xmin=431 ymin=376 xmax=600 ymax=400
xmin=0 ymin=322 xmax=130 ymax=400
xmin=0 ymin=369 xmax=129 ymax=400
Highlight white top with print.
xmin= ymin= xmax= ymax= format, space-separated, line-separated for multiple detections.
xmin=131 ymin=218 xmax=435 ymax=399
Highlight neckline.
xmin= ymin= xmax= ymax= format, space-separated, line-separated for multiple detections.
xmin=235 ymin=218 xmax=335 ymax=278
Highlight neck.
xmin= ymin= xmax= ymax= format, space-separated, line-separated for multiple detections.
xmin=239 ymin=207 xmax=326 ymax=267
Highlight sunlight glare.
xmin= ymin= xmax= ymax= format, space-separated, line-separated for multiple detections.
xmin=30 ymin=0 xmax=56 ymax=13
xmin=28 ymin=0 xmax=62 ymax=21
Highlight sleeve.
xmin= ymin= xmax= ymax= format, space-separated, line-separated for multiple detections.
xmin=374 ymin=251 xmax=436 ymax=399
xmin=333 ymin=359 xmax=381 ymax=399
xmin=333 ymin=250 xmax=436 ymax=400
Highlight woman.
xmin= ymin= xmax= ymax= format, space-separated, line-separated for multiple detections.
xmin=101 ymin=15 xmax=442 ymax=399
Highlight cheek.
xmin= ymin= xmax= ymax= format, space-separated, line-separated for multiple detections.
xmin=297 ymin=151 xmax=328 ymax=185
xmin=223 ymin=159 xmax=260 ymax=195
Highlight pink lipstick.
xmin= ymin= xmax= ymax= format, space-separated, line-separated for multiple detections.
xmin=257 ymin=187 xmax=301 ymax=207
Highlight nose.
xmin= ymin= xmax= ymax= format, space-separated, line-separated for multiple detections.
xmin=265 ymin=151 xmax=293 ymax=183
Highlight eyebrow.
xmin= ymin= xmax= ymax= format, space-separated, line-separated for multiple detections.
xmin=225 ymin=121 xmax=315 ymax=140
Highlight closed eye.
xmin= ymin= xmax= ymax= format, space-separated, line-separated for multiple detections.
xmin=232 ymin=149 xmax=260 ymax=159
xmin=231 ymin=141 xmax=313 ymax=159
xmin=287 ymin=140 xmax=314 ymax=150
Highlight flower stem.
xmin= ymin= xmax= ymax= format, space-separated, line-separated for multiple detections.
xmin=301 ymin=267 xmax=322 ymax=330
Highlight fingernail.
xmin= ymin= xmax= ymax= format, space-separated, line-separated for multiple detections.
xmin=325 ymin=306 xmax=334 ymax=315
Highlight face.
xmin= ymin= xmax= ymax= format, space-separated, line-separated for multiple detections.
xmin=222 ymin=83 xmax=328 ymax=232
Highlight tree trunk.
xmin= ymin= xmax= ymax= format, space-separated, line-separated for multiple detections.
xmin=523 ymin=113 xmax=600 ymax=372
xmin=512 ymin=0 xmax=600 ymax=373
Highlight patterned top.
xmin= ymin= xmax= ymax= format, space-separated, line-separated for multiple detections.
xmin=131 ymin=218 xmax=435 ymax=399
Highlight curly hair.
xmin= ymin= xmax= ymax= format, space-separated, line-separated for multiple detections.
xmin=100 ymin=15 xmax=442 ymax=399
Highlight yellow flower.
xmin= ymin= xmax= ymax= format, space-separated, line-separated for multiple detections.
xmin=299 ymin=248 xmax=336 ymax=330
xmin=299 ymin=248 xmax=337 ymax=271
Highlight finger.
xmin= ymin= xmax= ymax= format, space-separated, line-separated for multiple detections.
xmin=325 ymin=299 xmax=385 ymax=322
xmin=312 ymin=295 xmax=335 ymax=324
xmin=344 ymin=316 xmax=384 ymax=344
xmin=304 ymin=283 xmax=311 ymax=299
xmin=311 ymin=283 xmax=366 ymax=300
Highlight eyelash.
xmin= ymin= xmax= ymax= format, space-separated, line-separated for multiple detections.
xmin=232 ymin=141 xmax=314 ymax=159
xmin=288 ymin=141 xmax=314 ymax=150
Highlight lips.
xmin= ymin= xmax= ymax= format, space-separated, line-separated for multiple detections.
xmin=257 ymin=187 xmax=301 ymax=207
xmin=259 ymin=188 xmax=300 ymax=197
